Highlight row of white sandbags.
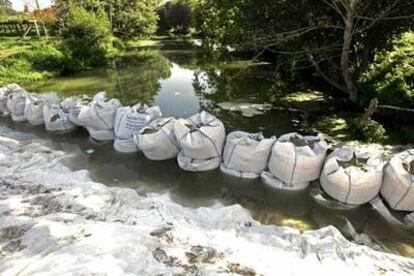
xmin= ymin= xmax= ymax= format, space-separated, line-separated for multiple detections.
xmin=0 ymin=84 xmax=77 ymax=131
xmin=321 ymin=146 xmax=414 ymax=211
xmin=1 ymin=85 xmax=413 ymax=211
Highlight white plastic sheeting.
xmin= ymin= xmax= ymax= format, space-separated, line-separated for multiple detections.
xmin=134 ymin=117 xmax=179 ymax=160
xmin=381 ymin=150 xmax=414 ymax=211
xmin=43 ymin=97 xmax=77 ymax=132
xmin=262 ymin=133 xmax=327 ymax=190
xmin=6 ymin=84 xmax=27 ymax=122
xmin=221 ymin=131 xmax=276 ymax=178
xmin=24 ymin=93 xmax=59 ymax=126
xmin=0 ymin=86 xmax=11 ymax=116
xmin=174 ymin=111 xmax=225 ymax=172
xmin=114 ymin=103 xmax=162 ymax=153
xmin=321 ymin=146 xmax=385 ymax=205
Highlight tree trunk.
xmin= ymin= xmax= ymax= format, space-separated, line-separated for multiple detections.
xmin=341 ymin=0 xmax=359 ymax=102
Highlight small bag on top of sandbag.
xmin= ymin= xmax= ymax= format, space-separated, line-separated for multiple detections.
xmin=24 ymin=92 xmax=59 ymax=126
xmin=320 ymin=146 xmax=385 ymax=205
xmin=0 ymin=86 xmax=11 ymax=116
xmin=114 ymin=103 xmax=162 ymax=153
xmin=221 ymin=131 xmax=276 ymax=178
xmin=174 ymin=111 xmax=226 ymax=172
xmin=77 ymin=93 xmax=122 ymax=141
xmin=6 ymin=84 xmax=28 ymax=122
xmin=69 ymin=92 xmax=106 ymax=126
xmin=43 ymin=97 xmax=77 ymax=132
xmin=381 ymin=150 xmax=414 ymax=211
xmin=134 ymin=117 xmax=179 ymax=160
xmin=261 ymin=132 xmax=327 ymax=190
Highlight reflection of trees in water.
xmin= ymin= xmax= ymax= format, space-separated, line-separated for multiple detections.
xmin=192 ymin=63 xmax=279 ymax=112
xmin=109 ymin=51 xmax=172 ymax=105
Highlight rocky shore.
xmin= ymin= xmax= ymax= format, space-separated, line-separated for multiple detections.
xmin=0 ymin=135 xmax=414 ymax=275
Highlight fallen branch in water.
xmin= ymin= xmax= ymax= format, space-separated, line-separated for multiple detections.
xmin=378 ymin=105 xmax=414 ymax=113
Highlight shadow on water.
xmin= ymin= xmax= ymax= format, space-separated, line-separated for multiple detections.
xmin=5 ymin=39 xmax=414 ymax=257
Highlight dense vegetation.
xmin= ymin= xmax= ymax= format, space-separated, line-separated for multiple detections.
xmin=0 ymin=0 xmax=413 ymax=143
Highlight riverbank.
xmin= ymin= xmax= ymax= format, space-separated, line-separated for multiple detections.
xmin=0 ymin=135 xmax=414 ymax=275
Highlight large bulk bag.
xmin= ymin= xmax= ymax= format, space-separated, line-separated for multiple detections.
xmin=0 ymin=86 xmax=11 ymax=116
xmin=77 ymin=95 xmax=122 ymax=141
xmin=6 ymin=84 xmax=27 ymax=122
xmin=24 ymin=93 xmax=59 ymax=126
xmin=261 ymin=133 xmax=327 ymax=190
xmin=113 ymin=103 xmax=162 ymax=153
xmin=174 ymin=111 xmax=226 ymax=172
xmin=220 ymin=131 xmax=276 ymax=178
xmin=320 ymin=146 xmax=385 ymax=205
xmin=69 ymin=92 xmax=106 ymax=126
xmin=134 ymin=117 xmax=179 ymax=160
xmin=43 ymin=97 xmax=77 ymax=132
xmin=381 ymin=150 xmax=414 ymax=211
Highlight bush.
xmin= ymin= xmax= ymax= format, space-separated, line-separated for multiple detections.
xmin=61 ymin=5 xmax=115 ymax=71
xmin=359 ymin=32 xmax=414 ymax=108
xmin=0 ymin=40 xmax=66 ymax=85
xmin=349 ymin=117 xmax=386 ymax=143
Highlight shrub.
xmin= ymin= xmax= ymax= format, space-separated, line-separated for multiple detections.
xmin=61 ymin=5 xmax=114 ymax=70
xmin=0 ymin=40 xmax=66 ymax=85
xmin=359 ymin=32 xmax=414 ymax=108
xmin=349 ymin=117 xmax=386 ymax=143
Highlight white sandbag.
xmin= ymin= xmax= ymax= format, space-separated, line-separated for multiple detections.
xmin=174 ymin=111 xmax=226 ymax=172
xmin=69 ymin=92 xmax=106 ymax=126
xmin=6 ymin=84 xmax=27 ymax=122
xmin=24 ymin=92 xmax=59 ymax=126
xmin=320 ymin=146 xmax=385 ymax=205
xmin=77 ymin=93 xmax=122 ymax=141
xmin=220 ymin=131 xmax=276 ymax=178
xmin=113 ymin=103 xmax=162 ymax=153
xmin=262 ymin=133 xmax=327 ymax=190
xmin=43 ymin=97 xmax=77 ymax=132
xmin=134 ymin=117 xmax=179 ymax=160
xmin=0 ymin=86 xmax=11 ymax=116
xmin=381 ymin=150 xmax=414 ymax=211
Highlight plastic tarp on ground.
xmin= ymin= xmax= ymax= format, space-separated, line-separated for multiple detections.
xmin=261 ymin=133 xmax=327 ymax=190
xmin=43 ymin=97 xmax=77 ymax=132
xmin=76 ymin=92 xmax=122 ymax=141
xmin=174 ymin=111 xmax=226 ymax=172
xmin=69 ymin=93 xmax=106 ymax=126
xmin=0 ymin=86 xmax=11 ymax=116
xmin=24 ymin=93 xmax=59 ymax=126
xmin=114 ymin=104 xmax=162 ymax=153
xmin=320 ymin=146 xmax=385 ymax=206
xmin=134 ymin=117 xmax=179 ymax=160
xmin=220 ymin=131 xmax=276 ymax=178
xmin=6 ymin=84 xmax=28 ymax=122
xmin=381 ymin=150 xmax=414 ymax=211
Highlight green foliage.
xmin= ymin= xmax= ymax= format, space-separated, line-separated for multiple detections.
xmin=359 ymin=32 xmax=414 ymax=108
xmin=0 ymin=40 xmax=66 ymax=85
xmin=61 ymin=5 xmax=115 ymax=71
xmin=158 ymin=0 xmax=195 ymax=34
xmin=349 ymin=117 xmax=386 ymax=143
xmin=55 ymin=0 xmax=159 ymax=40
xmin=111 ymin=0 xmax=159 ymax=40
xmin=0 ymin=0 xmax=15 ymax=16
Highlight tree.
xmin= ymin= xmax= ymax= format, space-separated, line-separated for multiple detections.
xmin=197 ymin=0 xmax=414 ymax=103
xmin=0 ymin=0 xmax=16 ymax=15
xmin=158 ymin=0 xmax=194 ymax=34
xmin=54 ymin=0 xmax=160 ymax=40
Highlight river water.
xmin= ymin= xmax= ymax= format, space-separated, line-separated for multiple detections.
xmin=2 ymin=39 xmax=413 ymax=257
